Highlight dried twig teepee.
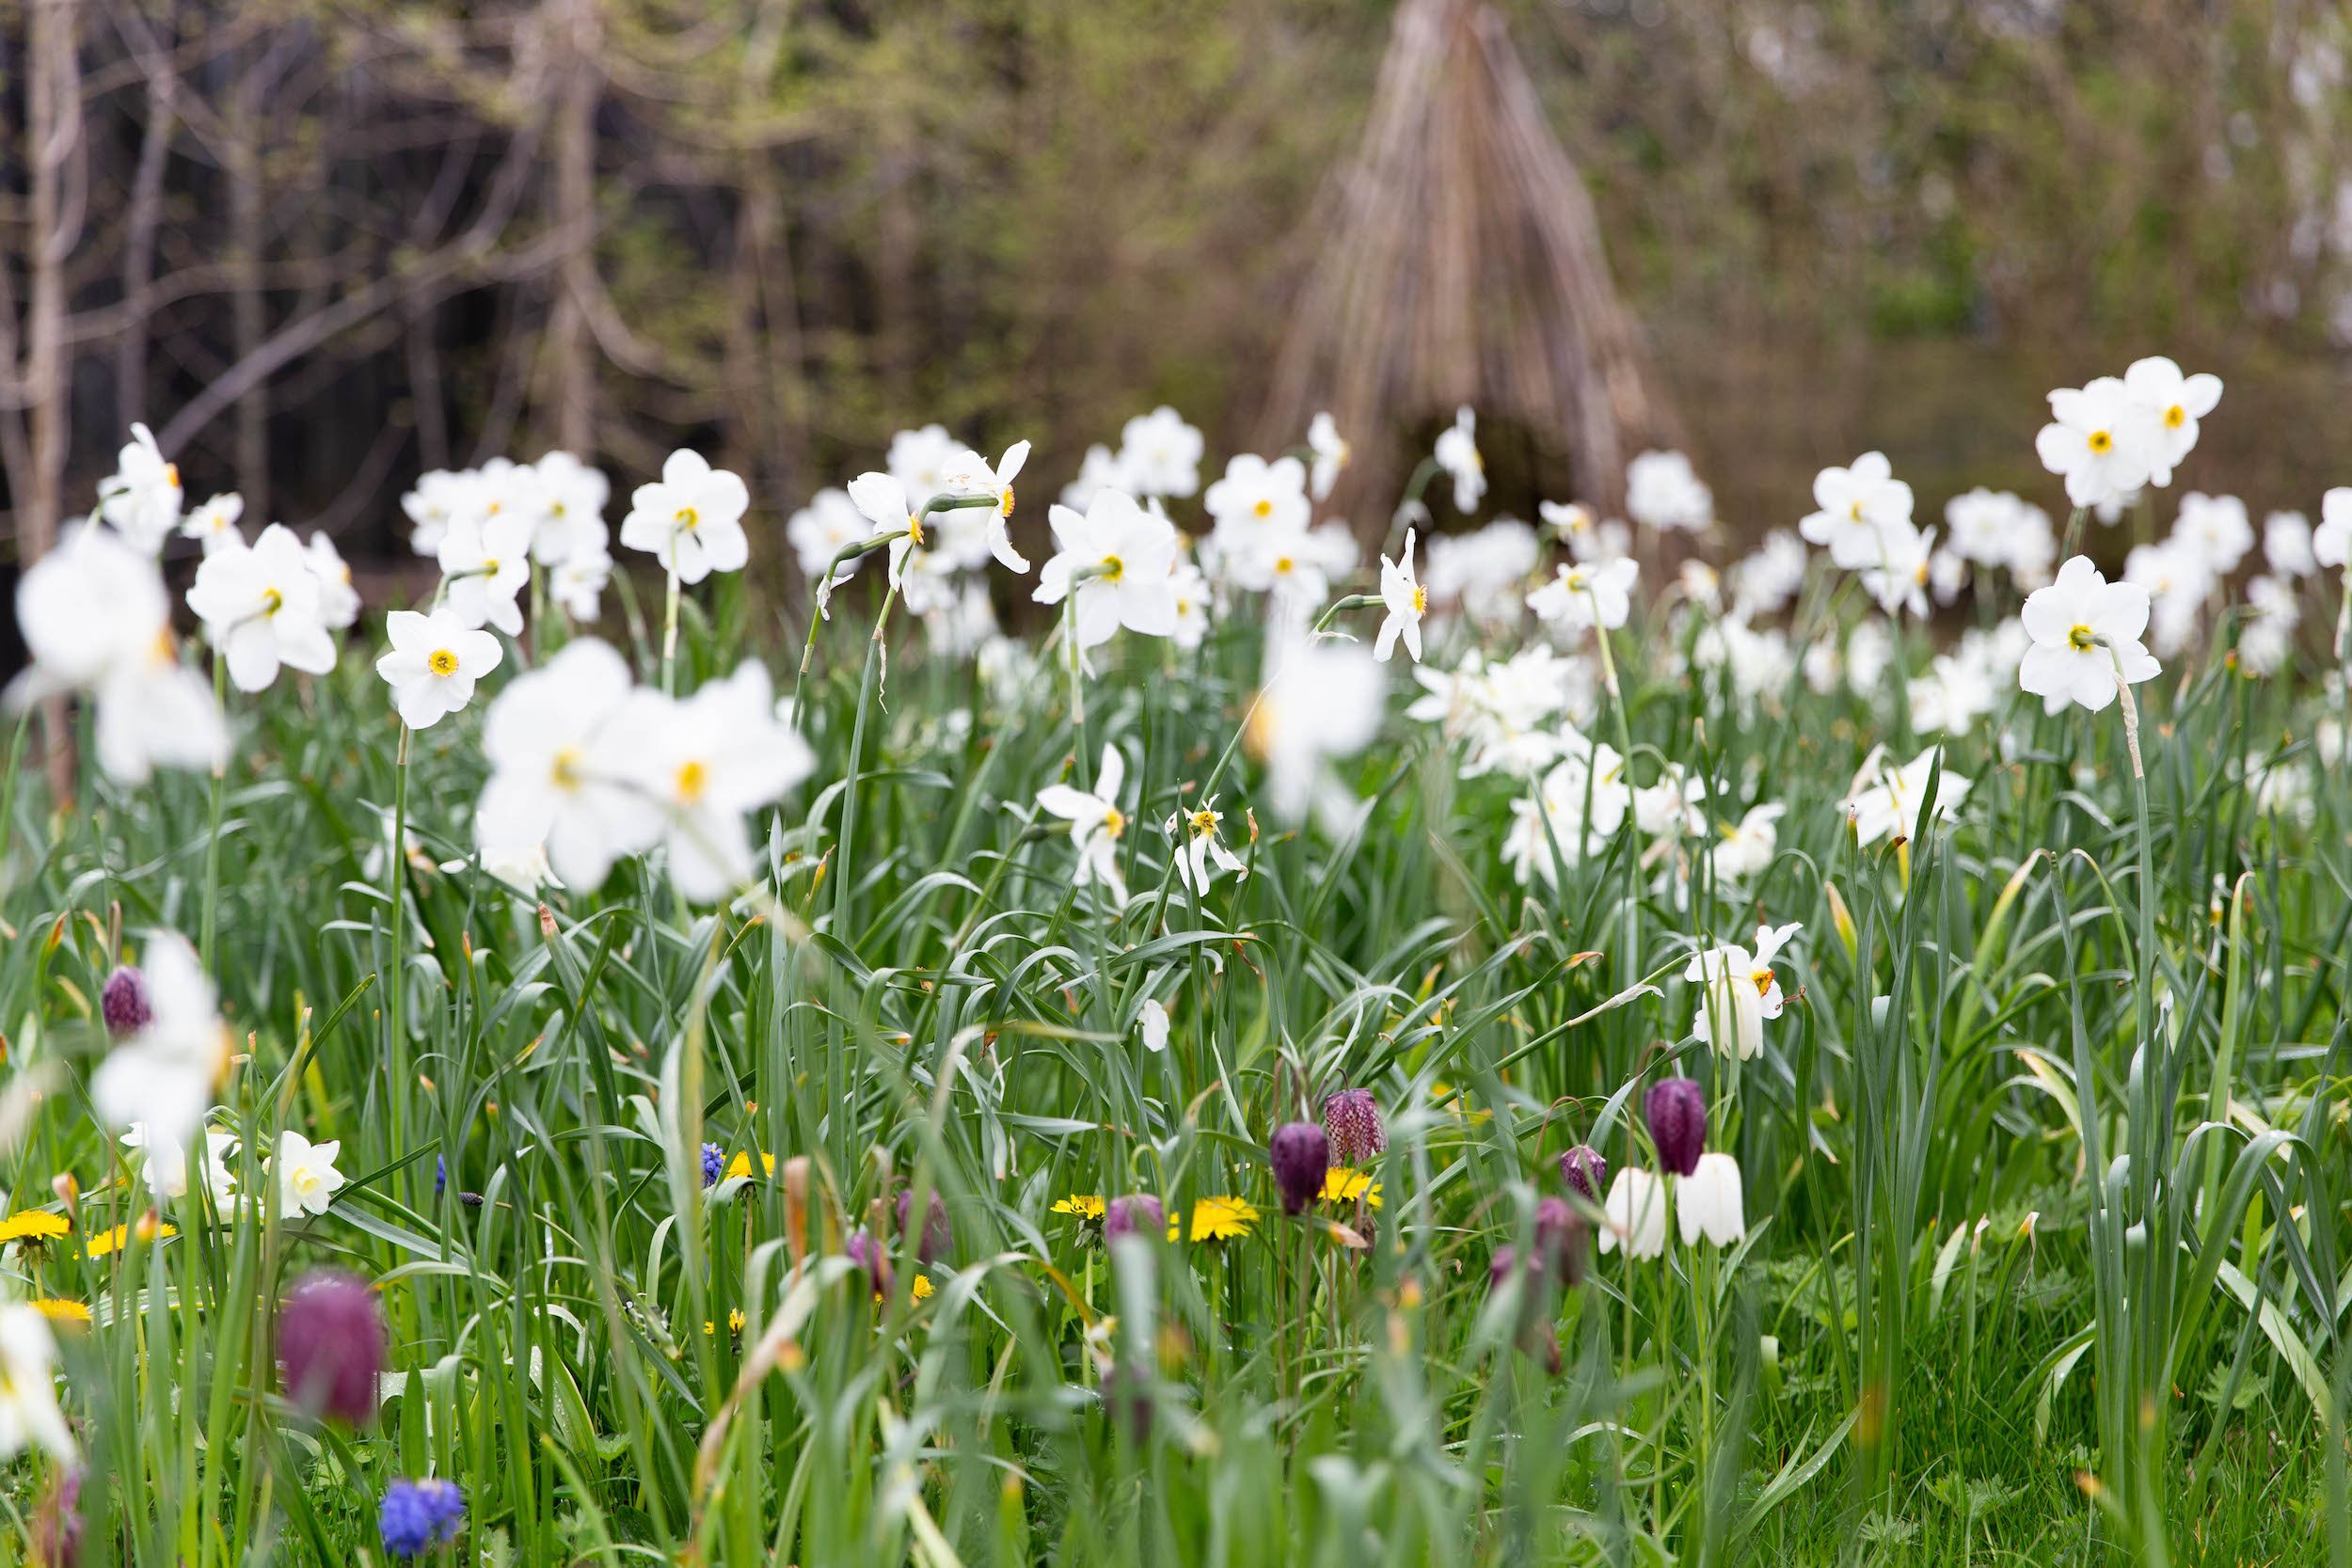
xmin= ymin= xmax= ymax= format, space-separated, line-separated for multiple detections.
xmin=1260 ymin=0 xmax=1679 ymax=530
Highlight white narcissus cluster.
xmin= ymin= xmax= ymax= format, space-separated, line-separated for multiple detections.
xmin=9 ymin=524 xmax=227 ymax=784
xmin=475 ymin=641 xmax=813 ymax=904
xmin=1625 ymin=449 xmax=1712 ymax=534
xmin=2035 ymin=356 xmax=2221 ymax=510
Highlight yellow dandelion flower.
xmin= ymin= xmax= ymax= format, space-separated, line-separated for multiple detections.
xmin=912 ymin=1274 xmax=934 ymax=1301
xmin=702 ymin=1309 xmax=749 ymax=1336
xmin=31 ymin=1299 xmax=90 ymax=1326
xmin=1174 ymin=1196 xmax=1258 ymax=1243
xmin=87 ymin=1218 xmax=177 ymax=1259
xmin=1052 ymin=1195 xmax=1105 ymax=1220
xmin=0 ymin=1211 xmax=71 ymax=1245
xmin=725 ymin=1151 xmax=778 ymax=1181
xmin=1320 ymin=1168 xmax=1383 ymax=1209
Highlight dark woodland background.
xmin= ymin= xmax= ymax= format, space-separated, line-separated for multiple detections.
xmin=2 ymin=0 xmax=2348 ymax=604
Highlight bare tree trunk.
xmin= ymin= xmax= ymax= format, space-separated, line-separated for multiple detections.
xmin=24 ymin=0 xmax=82 ymax=803
xmin=117 ymin=62 xmax=176 ymax=432
xmin=230 ymin=66 xmax=269 ymax=519
xmin=545 ymin=0 xmax=600 ymax=457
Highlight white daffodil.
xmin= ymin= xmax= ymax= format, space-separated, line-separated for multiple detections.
xmin=1635 ymin=762 xmax=1708 ymax=840
xmin=1686 ymin=920 xmax=1801 ymax=1060
xmin=2172 ymin=491 xmax=2252 ymax=576
xmin=1169 ymin=562 xmax=1211 ymax=652
xmin=1307 ymin=411 xmax=1349 ymax=500
xmin=1908 ymin=649 xmax=1999 ymax=735
xmin=2018 ymin=556 xmax=2160 ymax=714
xmin=0 ymin=1302 xmax=74 ymax=1461
xmin=2239 ymin=576 xmax=2298 ymax=677
xmin=2310 ymin=488 xmax=2350 ymax=572
xmin=1204 ymin=451 xmax=1308 ymax=543
xmin=1058 ymin=444 xmax=1129 ymax=512
xmin=403 ymin=468 xmax=477 ymax=557
xmin=530 ymin=450 xmax=611 ymax=566
xmin=1034 ymin=743 xmax=1132 ymax=908
xmin=620 ymin=450 xmax=751 ymax=585
xmin=614 ymin=660 xmax=815 ymax=903
xmin=787 ymin=487 xmax=868 ymax=590
xmin=1858 ymin=521 xmax=1935 ymax=620
xmin=1117 ymin=406 xmax=1204 ymax=499
xmin=1137 ymin=997 xmax=1170 ymax=1053
xmin=269 ymin=1130 xmax=347 ymax=1217
xmin=180 ymin=492 xmax=246 ymax=556
xmin=1165 ymin=798 xmax=1248 ymax=894
xmin=2122 ymin=356 xmax=2222 ymax=486
xmin=1432 ymin=405 xmax=1485 ymax=515
xmin=551 ymin=542 xmax=612 ymax=621
xmin=1526 ymin=556 xmax=1637 ymax=634
xmin=1728 ymin=530 xmax=1808 ymax=616
xmin=1425 ymin=519 xmax=1542 ymax=627
xmin=2036 ymin=376 xmax=2160 ymax=509
xmin=185 ymin=524 xmax=339 ymax=692
xmin=98 ymin=422 xmax=183 ymax=553
xmin=121 ymin=1123 xmax=238 ymax=1205
xmin=374 ymin=609 xmax=503 ymax=730
xmin=1708 ymin=802 xmax=1785 ymax=883
xmin=1248 ymin=631 xmax=1385 ymax=830
xmin=304 ymin=532 xmax=361 ymax=629
xmin=1597 ymin=1166 xmax=1668 ymax=1259
xmin=1033 ymin=490 xmax=1181 ymax=650
xmin=92 ymin=933 xmax=228 ymax=1145
xmin=478 ymin=639 xmax=652 ymax=893
xmin=1375 ymin=528 xmax=1426 ymax=662
xmin=1800 ymin=451 xmax=1915 ymax=569
xmin=10 ymin=525 xmax=228 ymax=784
xmin=938 ymin=440 xmax=1034 ymax=573
xmin=2264 ymin=511 xmax=2315 ymax=578
xmin=1626 ymin=449 xmax=1712 ymax=534
xmin=848 ymin=471 xmax=955 ymax=616
xmin=1502 ymin=739 xmax=1633 ymax=884
xmin=1676 ymin=1152 xmax=1746 ymax=1247
xmin=886 ymin=423 xmax=962 ymax=501
xmin=1848 ymin=744 xmax=1970 ymax=847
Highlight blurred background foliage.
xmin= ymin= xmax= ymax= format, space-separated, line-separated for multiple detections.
xmin=2 ymin=0 xmax=2348 ymax=575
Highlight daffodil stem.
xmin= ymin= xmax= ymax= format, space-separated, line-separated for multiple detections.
xmin=386 ymin=721 xmax=412 ymax=1170
xmin=1595 ymin=622 xmax=1642 ymax=983
xmin=661 ymin=561 xmax=682 ymax=696
xmin=1309 ymin=594 xmax=1380 ymax=640
xmin=200 ymin=650 xmax=229 ymax=968
xmin=2058 ymin=504 xmax=2089 ymax=562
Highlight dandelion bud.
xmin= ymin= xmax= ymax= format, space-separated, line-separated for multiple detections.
xmin=897 ymin=1187 xmax=952 ymax=1264
xmin=100 ymin=966 xmax=152 ymax=1037
xmin=1557 ymin=1144 xmax=1608 ymax=1203
xmin=1645 ymin=1078 xmax=1707 ymax=1177
xmin=277 ymin=1270 xmax=387 ymax=1426
xmin=1322 ymin=1088 xmax=1386 ymax=1165
xmin=1268 ymin=1122 xmax=1331 ymax=1216
xmin=378 ymin=1478 xmax=466 ymax=1560
xmin=1104 ymin=1194 xmax=1164 ymax=1242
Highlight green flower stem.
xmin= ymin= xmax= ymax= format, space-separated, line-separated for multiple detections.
xmin=200 ymin=650 xmax=229 ymax=968
xmin=661 ymin=559 xmax=682 ymax=696
xmin=386 ymin=720 xmax=413 ymax=1168
xmin=1594 ymin=617 xmax=1643 ymax=984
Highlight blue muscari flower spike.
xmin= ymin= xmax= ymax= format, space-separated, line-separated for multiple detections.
xmin=379 ymin=1478 xmax=465 ymax=1559
xmin=435 ymin=1155 xmax=447 ymax=1198
xmin=701 ymin=1143 xmax=724 ymax=1187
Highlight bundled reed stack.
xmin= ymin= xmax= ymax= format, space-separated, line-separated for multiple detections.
xmin=1261 ymin=0 xmax=1679 ymax=529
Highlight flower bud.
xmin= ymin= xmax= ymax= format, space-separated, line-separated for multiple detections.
xmin=846 ymin=1228 xmax=895 ymax=1299
xmin=897 ymin=1187 xmax=952 ymax=1264
xmin=100 ymin=966 xmax=152 ymax=1037
xmin=1268 ymin=1122 xmax=1331 ymax=1216
xmin=1557 ymin=1144 xmax=1608 ymax=1203
xmin=1534 ymin=1196 xmax=1586 ymax=1287
xmin=1322 ymin=1088 xmax=1386 ymax=1166
xmin=277 ymin=1270 xmax=387 ymax=1426
xmin=1104 ymin=1194 xmax=1164 ymax=1243
xmin=1645 ymin=1078 xmax=1706 ymax=1177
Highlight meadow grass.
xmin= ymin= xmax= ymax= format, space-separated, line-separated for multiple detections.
xmin=4 ymin=489 xmax=2349 ymax=1568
